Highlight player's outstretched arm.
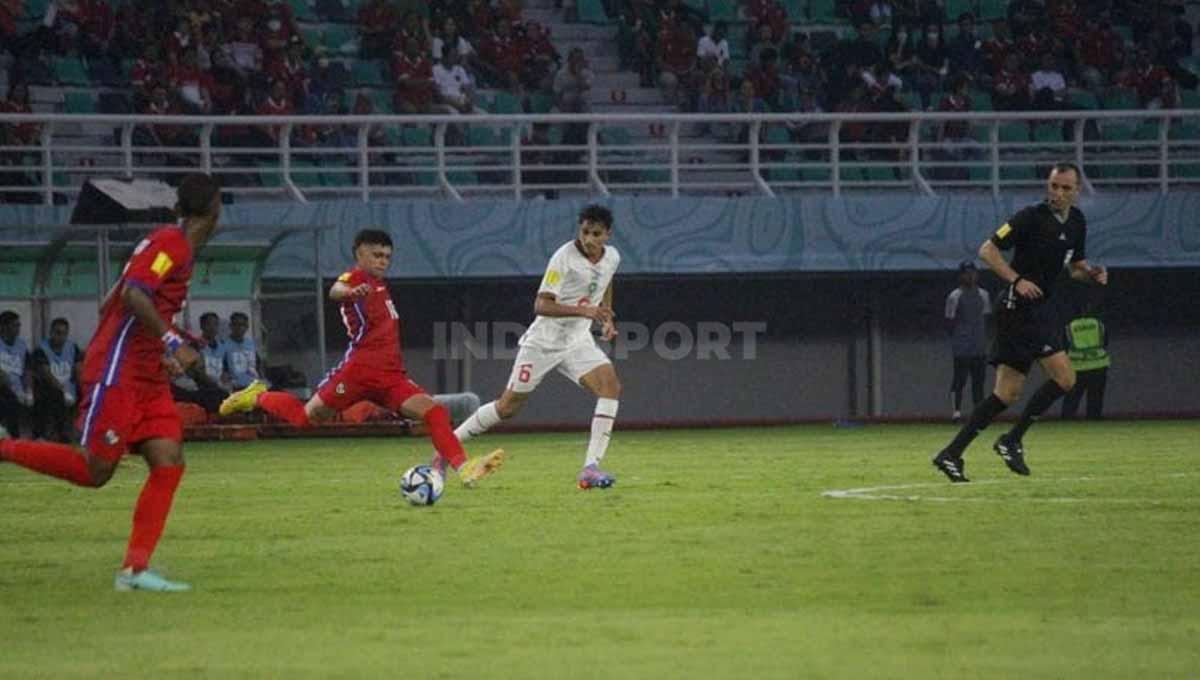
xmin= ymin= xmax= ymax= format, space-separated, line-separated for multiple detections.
xmin=534 ymin=293 xmax=612 ymax=323
xmin=329 ymin=281 xmax=372 ymax=301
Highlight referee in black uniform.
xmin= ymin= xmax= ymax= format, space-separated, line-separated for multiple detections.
xmin=932 ymin=163 xmax=1108 ymax=482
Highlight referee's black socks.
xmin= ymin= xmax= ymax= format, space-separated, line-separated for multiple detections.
xmin=945 ymin=394 xmax=1009 ymax=457
xmin=1008 ymin=380 xmax=1067 ymax=441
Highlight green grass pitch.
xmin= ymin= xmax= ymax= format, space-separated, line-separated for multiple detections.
xmin=2 ymin=421 xmax=1198 ymax=679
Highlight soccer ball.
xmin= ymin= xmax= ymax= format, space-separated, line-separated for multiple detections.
xmin=400 ymin=465 xmax=445 ymax=506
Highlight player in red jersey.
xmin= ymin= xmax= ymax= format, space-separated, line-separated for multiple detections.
xmin=0 ymin=173 xmax=222 ymax=592
xmin=219 ymin=229 xmax=505 ymax=487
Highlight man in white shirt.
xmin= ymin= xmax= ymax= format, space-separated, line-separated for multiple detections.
xmin=433 ymin=48 xmax=483 ymax=114
xmin=696 ymin=21 xmax=730 ymax=68
xmin=1030 ymin=54 xmax=1067 ymax=105
xmin=449 ymin=205 xmax=624 ymax=490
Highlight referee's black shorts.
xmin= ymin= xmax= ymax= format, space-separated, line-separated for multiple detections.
xmin=990 ymin=304 xmax=1065 ymax=374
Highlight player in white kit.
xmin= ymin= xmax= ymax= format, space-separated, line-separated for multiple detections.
xmin=443 ymin=204 xmax=623 ymax=489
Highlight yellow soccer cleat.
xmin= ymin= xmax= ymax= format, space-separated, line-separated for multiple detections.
xmin=457 ymin=449 xmax=506 ymax=487
xmin=219 ymin=380 xmax=268 ymax=417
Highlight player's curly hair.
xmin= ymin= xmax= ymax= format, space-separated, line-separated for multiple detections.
xmin=579 ymin=204 xmax=613 ymax=230
xmin=353 ymin=229 xmax=393 ymax=251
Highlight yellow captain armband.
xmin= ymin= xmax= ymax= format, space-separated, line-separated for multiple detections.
xmin=995 ymin=223 xmax=1013 ymax=239
xmin=337 ymin=272 xmax=353 ymax=283
xmin=150 ymin=251 xmax=174 ymax=277
xmin=543 ymin=269 xmax=562 ymax=287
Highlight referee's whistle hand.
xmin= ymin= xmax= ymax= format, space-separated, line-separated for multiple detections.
xmin=1016 ymin=279 xmax=1043 ymax=299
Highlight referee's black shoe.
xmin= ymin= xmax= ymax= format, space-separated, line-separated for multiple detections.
xmin=932 ymin=450 xmax=970 ymax=483
xmin=993 ymin=434 xmax=1031 ymax=475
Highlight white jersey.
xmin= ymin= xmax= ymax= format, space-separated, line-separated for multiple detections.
xmin=520 ymin=241 xmax=620 ymax=351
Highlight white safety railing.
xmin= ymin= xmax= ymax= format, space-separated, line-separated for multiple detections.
xmin=1 ymin=109 xmax=1198 ymax=204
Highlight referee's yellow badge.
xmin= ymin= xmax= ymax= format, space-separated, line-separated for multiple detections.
xmin=150 ymin=251 xmax=174 ymax=277
xmin=544 ymin=270 xmax=562 ymax=287
xmin=996 ymin=223 xmax=1012 ymax=239
xmin=337 ymin=271 xmax=353 ymax=283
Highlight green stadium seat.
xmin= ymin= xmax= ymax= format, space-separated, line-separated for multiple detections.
xmin=321 ymin=24 xmax=358 ymax=54
xmin=447 ymin=170 xmax=478 ymax=185
xmin=968 ymin=161 xmax=991 ymax=182
xmin=1113 ymin=25 xmax=1133 ymax=44
xmin=1000 ymin=164 xmax=1037 ymax=181
xmin=490 ymin=91 xmax=523 ymax=115
xmin=979 ymin=0 xmax=1006 ymax=20
xmin=839 ymin=166 xmax=865 ymax=183
xmin=576 ymin=0 xmax=611 ymax=24
xmin=1169 ymin=163 xmax=1200 ymax=179
xmin=402 ymin=127 xmax=432 ymax=146
xmin=944 ymin=0 xmax=974 ymax=20
xmin=351 ymin=60 xmax=384 ymax=87
xmin=1169 ymin=124 xmax=1200 ymax=141
xmin=1180 ymin=90 xmax=1200 ymax=110
xmin=371 ymin=91 xmax=395 ymax=115
xmin=301 ymin=27 xmax=323 ymax=49
xmin=1032 ymin=123 xmax=1062 ymax=147
xmin=767 ymin=166 xmax=800 ymax=182
xmin=288 ymin=0 xmax=317 ymax=21
xmin=64 ymin=91 xmax=96 ymax=113
xmin=709 ymin=0 xmax=739 ymax=22
xmin=256 ymin=162 xmax=284 ymax=189
xmin=528 ymin=92 xmax=556 ymax=114
xmin=864 ymin=165 xmax=896 ymax=182
xmin=968 ymin=89 xmax=993 ymax=111
xmin=321 ymin=169 xmax=356 ymax=187
xmin=780 ymin=0 xmax=804 ymax=20
xmin=1100 ymin=88 xmax=1138 ymax=110
xmin=1134 ymin=121 xmax=1161 ymax=142
xmin=808 ymin=0 xmax=839 ymax=23
xmin=290 ymin=159 xmax=323 ymax=188
xmin=600 ymin=127 xmax=632 ymax=145
xmin=54 ymin=57 xmax=89 ymax=86
xmin=999 ymin=122 xmax=1029 ymax=145
xmin=468 ymin=126 xmax=499 ymax=148
xmin=1067 ymin=90 xmax=1099 ymax=110
xmin=801 ymin=166 xmax=831 ymax=182
xmin=23 ymin=0 xmax=51 ymax=20
xmin=641 ymin=168 xmax=669 ymax=184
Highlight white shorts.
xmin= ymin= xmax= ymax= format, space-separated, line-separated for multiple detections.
xmin=507 ymin=342 xmax=612 ymax=393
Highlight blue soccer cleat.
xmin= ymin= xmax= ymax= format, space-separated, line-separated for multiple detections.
xmin=577 ymin=464 xmax=616 ymax=490
xmin=114 ymin=568 xmax=191 ymax=592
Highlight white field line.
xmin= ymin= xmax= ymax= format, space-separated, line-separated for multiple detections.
xmin=822 ymin=473 xmax=1196 ymax=504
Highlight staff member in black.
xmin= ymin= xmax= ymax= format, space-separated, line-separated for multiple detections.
xmin=932 ymin=163 xmax=1108 ymax=482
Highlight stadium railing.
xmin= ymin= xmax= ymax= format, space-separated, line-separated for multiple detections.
xmin=0 ymin=109 xmax=1197 ymax=203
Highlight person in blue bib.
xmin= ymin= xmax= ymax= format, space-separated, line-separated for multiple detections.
xmin=32 ymin=317 xmax=83 ymax=442
xmin=0 ymin=310 xmax=34 ymax=437
xmin=224 ymin=311 xmax=264 ymax=391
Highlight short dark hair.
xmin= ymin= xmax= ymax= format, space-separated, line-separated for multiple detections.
xmin=230 ymin=311 xmax=249 ymax=323
xmin=177 ymin=173 xmax=221 ymax=217
xmin=1051 ymin=162 xmax=1082 ymax=180
xmin=199 ymin=311 xmax=219 ymax=325
xmin=50 ymin=317 xmax=69 ymax=330
xmin=0 ymin=310 xmax=18 ymax=326
xmin=353 ymin=229 xmax=393 ymax=251
xmin=578 ymin=204 xmax=613 ymax=230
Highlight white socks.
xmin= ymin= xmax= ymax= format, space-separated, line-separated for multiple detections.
xmin=455 ymin=401 xmax=502 ymax=442
xmin=585 ymin=398 xmax=619 ymax=467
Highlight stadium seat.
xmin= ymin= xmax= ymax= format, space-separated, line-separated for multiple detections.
xmin=998 ymin=122 xmax=1029 ymax=145
xmin=709 ymin=0 xmax=739 ymax=22
xmin=402 ymin=127 xmax=433 ymax=147
xmin=1032 ymin=123 xmax=1063 ymax=147
xmin=780 ymin=0 xmax=804 ymax=20
xmin=1169 ymin=163 xmax=1200 ymax=179
xmin=808 ymin=0 xmax=839 ymax=23
xmin=321 ymin=169 xmax=355 ymax=187
xmin=839 ymin=166 xmax=865 ymax=183
xmin=576 ymin=0 xmax=611 ymax=24
xmin=468 ymin=126 xmax=499 ymax=148
xmin=447 ymin=169 xmax=478 ymax=185
xmin=64 ymin=91 xmax=97 ymax=114
xmin=1180 ymin=90 xmax=1200 ymax=110
xmin=54 ymin=57 xmax=89 ymax=86
xmin=351 ymin=60 xmax=384 ymax=87
xmin=256 ymin=161 xmax=284 ymax=188
xmin=287 ymin=0 xmax=317 ymax=21
xmin=599 ymin=127 xmax=632 ymax=146
xmin=321 ymin=24 xmax=358 ymax=54
xmin=528 ymin=92 xmax=556 ymax=114
xmin=968 ymin=89 xmax=993 ymax=112
xmin=290 ymin=159 xmax=323 ymax=188
xmin=1134 ymin=121 xmax=1161 ymax=142
xmin=1169 ymin=123 xmax=1200 ymax=141
xmin=1000 ymin=164 xmax=1037 ymax=181
xmin=864 ymin=165 xmax=896 ymax=182
xmin=767 ymin=166 xmax=800 ymax=182
xmin=944 ymin=0 xmax=973 ymax=20
xmin=979 ymin=0 xmax=1006 ymax=20
xmin=641 ymin=168 xmax=669 ymax=184
xmin=1101 ymin=88 xmax=1138 ymax=111
xmin=1067 ymin=90 xmax=1100 ymax=110
xmin=490 ymin=91 xmax=523 ymax=115
xmin=371 ymin=91 xmax=395 ymax=115
xmin=801 ymin=166 xmax=831 ymax=182
xmin=301 ymin=26 xmax=323 ymax=49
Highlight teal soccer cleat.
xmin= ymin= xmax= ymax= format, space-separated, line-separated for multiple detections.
xmin=114 ymin=568 xmax=191 ymax=592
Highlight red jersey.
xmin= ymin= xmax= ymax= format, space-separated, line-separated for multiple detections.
xmin=82 ymin=224 xmax=194 ymax=386
xmin=334 ymin=267 xmax=404 ymax=374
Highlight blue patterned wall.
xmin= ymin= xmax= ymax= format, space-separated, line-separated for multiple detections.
xmin=3 ymin=192 xmax=1198 ymax=276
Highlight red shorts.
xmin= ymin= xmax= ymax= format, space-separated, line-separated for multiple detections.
xmin=76 ymin=377 xmax=182 ymax=462
xmin=316 ymin=363 xmax=426 ymax=413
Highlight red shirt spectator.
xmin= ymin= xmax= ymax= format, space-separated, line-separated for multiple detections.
xmin=992 ymin=55 xmax=1030 ymax=109
xmin=256 ymin=80 xmax=295 ymax=142
xmin=1076 ymin=21 xmax=1123 ymax=75
xmin=174 ymin=53 xmax=217 ymax=113
xmin=0 ymin=83 xmax=41 ymax=147
xmin=938 ymin=80 xmax=972 ymax=140
xmin=1120 ymin=57 xmax=1174 ymax=107
xmin=79 ymin=0 xmax=114 ymax=44
xmin=983 ymin=26 xmax=1015 ymax=75
xmin=393 ymin=41 xmax=435 ymax=112
xmin=141 ymin=85 xmax=187 ymax=146
xmin=1047 ymin=0 xmax=1080 ymax=41
xmin=482 ymin=22 xmax=525 ymax=79
xmin=658 ymin=26 xmax=697 ymax=77
xmin=762 ymin=3 xmax=788 ymax=43
xmin=266 ymin=41 xmax=311 ymax=102
xmin=465 ymin=0 xmax=493 ymax=40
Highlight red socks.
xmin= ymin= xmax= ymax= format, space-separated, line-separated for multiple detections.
xmin=123 ymin=465 xmax=184 ymax=572
xmin=424 ymin=404 xmax=467 ymax=469
xmin=257 ymin=391 xmax=310 ymax=427
xmin=0 ymin=439 xmax=94 ymax=486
